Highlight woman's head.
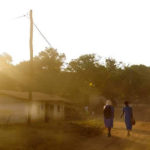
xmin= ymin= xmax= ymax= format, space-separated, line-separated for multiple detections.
xmin=106 ymin=100 xmax=112 ymax=105
xmin=124 ymin=101 xmax=129 ymax=106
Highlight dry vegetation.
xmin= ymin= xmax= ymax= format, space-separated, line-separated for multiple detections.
xmin=0 ymin=116 xmax=149 ymax=150
xmin=0 ymin=122 xmax=84 ymax=150
xmin=0 ymin=120 xmax=104 ymax=150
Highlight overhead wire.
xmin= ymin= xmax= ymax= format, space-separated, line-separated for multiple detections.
xmin=25 ymin=14 xmax=52 ymax=48
xmin=33 ymin=22 xmax=52 ymax=48
xmin=13 ymin=12 xmax=29 ymax=20
xmin=15 ymin=12 xmax=52 ymax=48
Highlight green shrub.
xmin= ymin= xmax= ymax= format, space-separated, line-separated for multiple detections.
xmin=70 ymin=119 xmax=103 ymax=137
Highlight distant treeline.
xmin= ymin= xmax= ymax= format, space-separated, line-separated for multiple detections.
xmin=0 ymin=48 xmax=150 ymax=104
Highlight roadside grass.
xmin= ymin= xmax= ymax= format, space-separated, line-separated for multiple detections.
xmin=0 ymin=122 xmax=80 ymax=150
xmin=70 ymin=119 xmax=104 ymax=137
xmin=0 ymin=120 xmax=103 ymax=150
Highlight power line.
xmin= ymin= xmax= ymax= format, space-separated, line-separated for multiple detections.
xmin=14 ymin=12 xmax=52 ymax=48
xmin=33 ymin=22 xmax=52 ymax=48
xmin=14 ymin=13 xmax=29 ymax=20
xmin=25 ymin=14 xmax=52 ymax=48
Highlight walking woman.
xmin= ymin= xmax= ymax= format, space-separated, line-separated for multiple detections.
xmin=121 ymin=101 xmax=134 ymax=136
xmin=103 ymin=100 xmax=114 ymax=137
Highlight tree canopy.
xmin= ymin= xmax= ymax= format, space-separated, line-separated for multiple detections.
xmin=0 ymin=48 xmax=150 ymax=104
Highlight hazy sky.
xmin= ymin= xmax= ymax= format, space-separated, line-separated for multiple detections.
xmin=0 ymin=0 xmax=150 ymax=65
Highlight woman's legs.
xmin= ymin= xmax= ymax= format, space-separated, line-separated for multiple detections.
xmin=125 ymin=120 xmax=132 ymax=136
xmin=127 ymin=130 xmax=130 ymax=136
xmin=108 ymin=128 xmax=111 ymax=137
xmin=127 ymin=129 xmax=131 ymax=136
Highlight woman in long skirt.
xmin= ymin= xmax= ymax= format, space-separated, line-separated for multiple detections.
xmin=121 ymin=101 xmax=133 ymax=136
xmin=103 ymin=100 xmax=114 ymax=137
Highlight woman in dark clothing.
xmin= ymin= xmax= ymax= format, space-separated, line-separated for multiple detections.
xmin=121 ymin=101 xmax=133 ymax=136
xmin=103 ymin=100 xmax=114 ymax=137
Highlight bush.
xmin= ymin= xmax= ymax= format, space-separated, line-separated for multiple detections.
xmin=70 ymin=119 xmax=103 ymax=137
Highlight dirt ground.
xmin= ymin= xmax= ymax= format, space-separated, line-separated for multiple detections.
xmin=77 ymin=105 xmax=150 ymax=150
xmin=77 ymin=121 xmax=150 ymax=150
xmin=0 ymin=121 xmax=149 ymax=150
xmin=0 ymin=104 xmax=149 ymax=150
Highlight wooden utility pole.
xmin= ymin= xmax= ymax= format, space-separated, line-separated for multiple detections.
xmin=29 ymin=9 xmax=33 ymax=100
xmin=28 ymin=9 xmax=33 ymax=123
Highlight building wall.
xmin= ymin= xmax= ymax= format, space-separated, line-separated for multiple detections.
xmin=30 ymin=102 xmax=65 ymax=122
xmin=0 ymin=95 xmax=66 ymax=123
xmin=30 ymin=101 xmax=45 ymax=121
xmin=53 ymin=104 xmax=64 ymax=119
xmin=0 ymin=95 xmax=28 ymax=123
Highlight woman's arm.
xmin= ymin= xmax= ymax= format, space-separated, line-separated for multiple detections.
xmin=113 ymin=107 xmax=115 ymax=119
xmin=131 ymin=107 xmax=133 ymax=118
xmin=120 ymin=108 xmax=124 ymax=118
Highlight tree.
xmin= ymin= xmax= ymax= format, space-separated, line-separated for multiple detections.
xmin=34 ymin=48 xmax=66 ymax=72
xmin=0 ymin=53 xmax=12 ymax=70
xmin=105 ymin=58 xmax=117 ymax=72
xmin=67 ymin=54 xmax=100 ymax=72
xmin=0 ymin=53 xmax=16 ymax=90
xmin=15 ymin=48 xmax=66 ymax=92
xmin=66 ymin=54 xmax=104 ymax=103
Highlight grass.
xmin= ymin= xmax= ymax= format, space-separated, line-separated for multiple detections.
xmin=0 ymin=122 xmax=77 ymax=150
xmin=0 ymin=120 xmax=103 ymax=150
xmin=70 ymin=119 xmax=104 ymax=137
xmin=0 ymin=119 xmax=149 ymax=150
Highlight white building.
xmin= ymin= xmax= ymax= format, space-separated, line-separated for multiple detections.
xmin=0 ymin=90 xmax=72 ymax=124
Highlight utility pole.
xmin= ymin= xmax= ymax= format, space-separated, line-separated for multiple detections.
xmin=29 ymin=9 xmax=33 ymax=100
xmin=28 ymin=9 xmax=33 ymax=123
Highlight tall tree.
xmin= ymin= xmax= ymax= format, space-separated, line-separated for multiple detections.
xmin=34 ymin=48 xmax=66 ymax=72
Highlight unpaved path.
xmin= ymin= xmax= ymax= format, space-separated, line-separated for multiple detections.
xmin=77 ymin=121 xmax=150 ymax=150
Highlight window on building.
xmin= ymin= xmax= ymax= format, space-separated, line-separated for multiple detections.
xmin=49 ymin=104 xmax=54 ymax=111
xmin=41 ymin=104 xmax=44 ymax=110
xmin=57 ymin=105 xmax=60 ymax=112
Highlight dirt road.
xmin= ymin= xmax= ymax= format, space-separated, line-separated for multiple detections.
xmin=0 ymin=120 xmax=149 ymax=150
xmin=77 ymin=121 xmax=150 ymax=150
